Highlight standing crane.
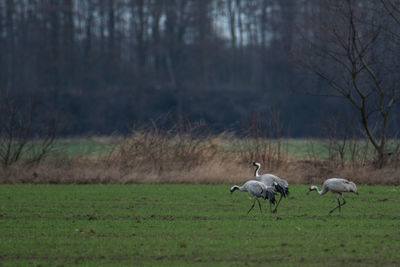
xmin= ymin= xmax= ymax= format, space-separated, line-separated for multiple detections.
xmin=230 ymin=180 xmax=276 ymax=214
xmin=308 ymin=178 xmax=358 ymax=214
xmin=252 ymin=162 xmax=289 ymax=213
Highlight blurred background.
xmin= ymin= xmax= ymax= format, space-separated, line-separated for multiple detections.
xmin=0 ymin=0 xmax=368 ymax=136
xmin=1 ymin=0 xmax=400 ymax=182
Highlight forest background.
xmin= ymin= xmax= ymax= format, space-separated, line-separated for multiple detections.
xmin=3 ymin=0 xmax=399 ymax=136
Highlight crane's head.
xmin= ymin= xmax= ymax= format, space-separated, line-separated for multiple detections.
xmin=252 ymin=162 xmax=261 ymax=168
xmin=307 ymin=186 xmax=317 ymax=195
xmin=230 ymin=185 xmax=239 ymax=195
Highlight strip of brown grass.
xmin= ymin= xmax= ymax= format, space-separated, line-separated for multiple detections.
xmin=1 ymin=156 xmax=399 ymax=185
xmin=0 ymin=133 xmax=399 ymax=185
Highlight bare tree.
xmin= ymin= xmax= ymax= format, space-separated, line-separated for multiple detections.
xmin=298 ymin=0 xmax=400 ymax=168
xmin=0 ymin=96 xmax=58 ymax=168
xmin=381 ymin=0 xmax=400 ymax=26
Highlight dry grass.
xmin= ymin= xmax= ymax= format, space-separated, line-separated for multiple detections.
xmin=1 ymin=158 xmax=399 ymax=185
xmin=0 ymin=132 xmax=399 ymax=185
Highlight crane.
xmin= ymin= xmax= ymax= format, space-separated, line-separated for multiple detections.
xmin=230 ymin=180 xmax=276 ymax=214
xmin=308 ymin=178 xmax=358 ymax=214
xmin=252 ymin=162 xmax=289 ymax=213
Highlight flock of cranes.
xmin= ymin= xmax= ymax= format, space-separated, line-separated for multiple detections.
xmin=231 ymin=162 xmax=358 ymax=215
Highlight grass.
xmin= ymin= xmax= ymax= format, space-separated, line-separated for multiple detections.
xmin=49 ymin=137 xmax=384 ymax=161
xmin=1 ymin=184 xmax=399 ymax=266
xmin=2 ymin=136 xmax=399 ymax=185
xmin=52 ymin=137 xmax=118 ymax=159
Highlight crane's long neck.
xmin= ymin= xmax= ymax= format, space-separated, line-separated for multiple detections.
xmin=310 ymin=185 xmax=327 ymax=195
xmin=231 ymin=185 xmax=246 ymax=193
xmin=254 ymin=164 xmax=261 ymax=178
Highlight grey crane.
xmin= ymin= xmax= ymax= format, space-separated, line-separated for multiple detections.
xmin=230 ymin=180 xmax=276 ymax=214
xmin=308 ymin=178 xmax=358 ymax=214
xmin=252 ymin=162 xmax=289 ymax=213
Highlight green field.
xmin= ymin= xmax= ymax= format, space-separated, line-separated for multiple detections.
xmin=52 ymin=138 xmax=118 ymax=159
xmin=50 ymin=137 xmax=380 ymax=160
xmin=1 ymin=184 xmax=399 ymax=266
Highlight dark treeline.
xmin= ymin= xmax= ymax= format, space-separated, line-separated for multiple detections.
xmin=0 ymin=0 xmax=398 ymax=136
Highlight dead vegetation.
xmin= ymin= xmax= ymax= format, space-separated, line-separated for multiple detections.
xmin=1 ymin=115 xmax=399 ymax=185
xmin=0 ymin=97 xmax=57 ymax=168
xmin=0 ymin=134 xmax=399 ymax=185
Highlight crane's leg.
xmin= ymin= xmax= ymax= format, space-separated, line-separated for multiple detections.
xmin=272 ymin=194 xmax=283 ymax=213
xmin=329 ymin=193 xmax=344 ymax=214
xmin=256 ymin=198 xmax=262 ymax=213
xmin=247 ymin=199 xmax=256 ymax=214
xmin=329 ymin=200 xmax=340 ymax=214
xmin=340 ymin=195 xmax=346 ymax=208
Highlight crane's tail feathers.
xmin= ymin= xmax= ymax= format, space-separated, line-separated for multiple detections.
xmin=285 ymin=187 xmax=289 ymax=197
xmin=268 ymin=191 xmax=276 ymax=205
xmin=261 ymin=189 xmax=268 ymax=200
xmin=261 ymin=187 xmax=276 ymax=205
xmin=274 ymin=183 xmax=289 ymax=198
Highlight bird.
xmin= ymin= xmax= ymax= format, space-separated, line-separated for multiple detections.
xmin=308 ymin=178 xmax=358 ymax=214
xmin=252 ymin=162 xmax=289 ymax=213
xmin=230 ymin=180 xmax=276 ymax=214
